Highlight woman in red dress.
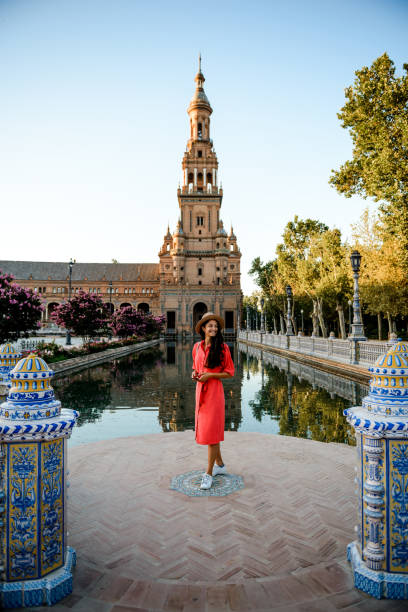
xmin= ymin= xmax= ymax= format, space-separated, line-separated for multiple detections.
xmin=192 ymin=312 xmax=235 ymax=490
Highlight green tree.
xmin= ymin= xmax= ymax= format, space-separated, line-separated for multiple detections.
xmin=330 ymin=53 xmax=408 ymax=267
xmin=296 ymin=229 xmax=351 ymax=338
xmin=351 ymin=208 xmax=408 ymax=338
xmin=250 ymin=217 xmax=330 ymax=334
xmin=276 ymin=217 xmax=330 ymax=336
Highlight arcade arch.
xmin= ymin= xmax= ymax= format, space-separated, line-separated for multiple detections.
xmin=193 ymin=302 xmax=207 ymax=331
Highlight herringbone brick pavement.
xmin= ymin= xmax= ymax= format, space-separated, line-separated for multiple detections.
xmin=26 ymin=432 xmax=407 ymax=611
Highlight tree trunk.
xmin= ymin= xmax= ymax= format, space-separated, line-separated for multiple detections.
xmin=377 ymin=313 xmax=382 ymax=341
xmin=336 ymin=303 xmax=347 ymax=339
xmin=280 ymin=313 xmax=286 ymax=334
xmin=312 ymin=300 xmax=319 ymax=336
xmin=316 ymin=298 xmax=327 ymax=338
xmin=292 ymin=316 xmax=297 ymax=335
xmin=386 ymin=312 xmax=393 ymax=339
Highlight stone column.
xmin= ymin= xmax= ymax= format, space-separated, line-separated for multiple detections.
xmin=344 ymin=340 xmax=408 ymax=599
xmin=0 ymin=354 xmax=78 ymax=608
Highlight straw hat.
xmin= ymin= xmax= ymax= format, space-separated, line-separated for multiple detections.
xmin=195 ymin=311 xmax=225 ymax=334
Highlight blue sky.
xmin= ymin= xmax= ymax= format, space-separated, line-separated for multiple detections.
xmin=1 ymin=0 xmax=407 ymax=294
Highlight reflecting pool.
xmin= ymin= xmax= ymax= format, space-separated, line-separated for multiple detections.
xmin=52 ymin=342 xmax=368 ymax=447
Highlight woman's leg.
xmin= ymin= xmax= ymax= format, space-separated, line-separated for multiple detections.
xmin=207 ymin=443 xmax=219 ymax=475
xmin=215 ymin=443 xmax=224 ymax=467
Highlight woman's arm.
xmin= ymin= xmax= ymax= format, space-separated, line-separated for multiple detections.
xmin=198 ymin=371 xmax=233 ymax=382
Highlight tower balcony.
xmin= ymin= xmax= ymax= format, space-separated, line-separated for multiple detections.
xmin=178 ymin=185 xmax=222 ymax=196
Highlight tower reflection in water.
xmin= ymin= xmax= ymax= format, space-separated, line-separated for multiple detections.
xmin=53 ymin=342 xmax=363 ymax=444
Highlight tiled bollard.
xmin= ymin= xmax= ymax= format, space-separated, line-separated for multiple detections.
xmin=0 ymin=354 xmax=78 ymax=608
xmin=0 ymin=343 xmax=22 ymax=390
xmin=344 ymin=341 xmax=408 ymax=599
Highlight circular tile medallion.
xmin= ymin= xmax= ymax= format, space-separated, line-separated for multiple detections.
xmin=169 ymin=469 xmax=244 ymax=497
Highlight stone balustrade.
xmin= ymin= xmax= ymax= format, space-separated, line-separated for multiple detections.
xmin=239 ymin=341 xmax=368 ymax=402
xmin=239 ymin=330 xmax=396 ymax=367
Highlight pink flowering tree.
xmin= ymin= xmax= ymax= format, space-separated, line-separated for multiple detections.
xmin=51 ymin=291 xmax=110 ymax=343
xmin=110 ymin=306 xmax=165 ymax=338
xmin=143 ymin=313 xmax=166 ymax=336
xmin=0 ymin=271 xmax=44 ymax=343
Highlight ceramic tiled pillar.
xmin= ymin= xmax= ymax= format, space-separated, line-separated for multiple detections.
xmin=345 ymin=341 xmax=408 ymax=599
xmin=0 ymin=354 xmax=78 ymax=608
xmin=0 ymin=343 xmax=22 ymax=384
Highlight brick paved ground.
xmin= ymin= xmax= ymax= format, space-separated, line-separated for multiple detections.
xmin=27 ymin=432 xmax=406 ymax=611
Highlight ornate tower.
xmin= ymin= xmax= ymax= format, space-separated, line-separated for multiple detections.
xmin=159 ymin=57 xmax=241 ymax=336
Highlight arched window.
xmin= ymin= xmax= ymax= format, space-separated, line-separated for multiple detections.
xmin=198 ymin=268 xmax=203 ymax=276
xmin=197 ymin=150 xmax=202 ymax=158
xmin=198 ymin=122 xmax=202 ymax=139
xmin=207 ymin=172 xmax=212 ymax=185
xmin=197 ymin=172 xmax=203 ymax=188
xmin=188 ymin=172 xmax=194 ymax=183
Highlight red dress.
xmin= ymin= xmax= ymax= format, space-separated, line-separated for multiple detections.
xmin=192 ymin=341 xmax=235 ymax=445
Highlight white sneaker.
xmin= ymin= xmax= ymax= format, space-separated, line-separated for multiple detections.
xmin=213 ymin=463 xmax=227 ymax=476
xmin=200 ymin=473 xmax=213 ymax=489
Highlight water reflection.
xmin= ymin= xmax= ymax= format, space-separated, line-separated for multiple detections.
xmin=53 ymin=342 xmax=367 ymax=446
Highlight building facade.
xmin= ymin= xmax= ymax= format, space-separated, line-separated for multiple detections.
xmin=0 ymin=60 xmax=241 ymax=336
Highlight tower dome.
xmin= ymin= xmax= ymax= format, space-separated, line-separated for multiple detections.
xmin=229 ymin=226 xmax=237 ymax=241
xmin=174 ymin=219 xmax=184 ymax=236
xmin=217 ymin=220 xmax=227 ymax=237
xmin=188 ymin=54 xmax=212 ymax=114
xmin=165 ymin=224 xmax=172 ymax=240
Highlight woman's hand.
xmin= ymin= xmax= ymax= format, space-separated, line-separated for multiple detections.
xmin=198 ymin=372 xmax=212 ymax=383
xmin=191 ymin=369 xmax=198 ymax=380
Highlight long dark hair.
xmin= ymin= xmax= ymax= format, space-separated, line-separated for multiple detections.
xmin=200 ymin=320 xmax=225 ymax=368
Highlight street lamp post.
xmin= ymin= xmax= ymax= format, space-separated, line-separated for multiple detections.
xmin=349 ymin=250 xmax=366 ymax=340
xmin=349 ymin=250 xmax=366 ymax=364
xmin=285 ymin=285 xmax=294 ymax=336
xmin=348 ymin=299 xmax=352 ymax=336
xmin=108 ymin=281 xmax=113 ymax=340
xmin=260 ymin=297 xmax=265 ymax=333
xmin=301 ymin=308 xmax=304 ymax=335
xmin=65 ymin=258 xmax=75 ymax=346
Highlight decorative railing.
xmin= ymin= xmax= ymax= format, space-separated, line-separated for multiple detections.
xmin=240 ymin=342 xmax=369 ymax=402
xmin=357 ymin=340 xmax=391 ymax=365
xmin=238 ymin=330 xmax=395 ymax=368
xmin=18 ymin=339 xmax=42 ymax=351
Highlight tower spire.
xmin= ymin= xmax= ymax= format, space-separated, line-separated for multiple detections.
xmin=198 ymin=52 xmax=201 ymax=74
